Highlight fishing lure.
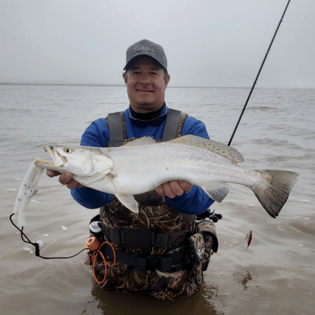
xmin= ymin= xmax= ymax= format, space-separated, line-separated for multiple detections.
xmin=245 ymin=230 xmax=253 ymax=251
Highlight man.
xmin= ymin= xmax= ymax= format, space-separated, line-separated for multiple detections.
xmin=47 ymin=39 xmax=218 ymax=300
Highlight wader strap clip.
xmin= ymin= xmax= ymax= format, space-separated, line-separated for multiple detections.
xmin=196 ymin=209 xmax=223 ymax=223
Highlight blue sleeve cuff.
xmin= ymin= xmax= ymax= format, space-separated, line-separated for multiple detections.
xmin=165 ymin=186 xmax=214 ymax=215
xmin=71 ymin=187 xmax=113 ymax=209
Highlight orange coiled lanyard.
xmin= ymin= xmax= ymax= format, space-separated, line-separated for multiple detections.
xmin=86 ymin=236 xmax=116 ymax=285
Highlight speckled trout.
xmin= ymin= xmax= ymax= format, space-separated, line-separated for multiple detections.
xmin=13 ymin=135 xmax=299 ymax=226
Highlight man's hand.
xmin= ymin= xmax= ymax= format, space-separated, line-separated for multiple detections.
xmin=46 ymin=170 xmax=84 ymax=189
xmin=155 ymin=180 xmax=192 ymax=199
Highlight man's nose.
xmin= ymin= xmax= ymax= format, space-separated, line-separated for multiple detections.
xmin=138 ymin=74 xmax=151 ymax=83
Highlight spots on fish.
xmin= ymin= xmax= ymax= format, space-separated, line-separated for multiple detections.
xmin=107 ymin=173 xmax=115 ymax=180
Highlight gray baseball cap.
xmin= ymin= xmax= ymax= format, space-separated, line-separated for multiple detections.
xmin=123 ymin=39 xmax=168 ymax=71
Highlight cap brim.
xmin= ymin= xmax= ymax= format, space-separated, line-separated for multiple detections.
xmin=123 ymin=54 xmax=166 ymax=71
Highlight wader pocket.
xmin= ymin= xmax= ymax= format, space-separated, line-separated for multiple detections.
xmin=187 ymin=219 xmax=218 ymax=285
xmin=187 ymin=233 xmax=205 ymax=286
xmin=196 ymin=219 xmax=218 ymax=271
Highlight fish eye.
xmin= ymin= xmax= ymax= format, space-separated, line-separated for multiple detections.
xmin=63 ymin=147 xmax=73 ymax=154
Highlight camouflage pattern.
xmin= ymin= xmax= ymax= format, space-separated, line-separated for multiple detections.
xmin=187 ymin=233 xmax=205 ymax=286
xmin=186 ymin=219 xmax=217 ymax=286
xmin=196 ymin=219 xmax=217 ymax=271
xmin=88 ymin=198 xmax=217 ymax=300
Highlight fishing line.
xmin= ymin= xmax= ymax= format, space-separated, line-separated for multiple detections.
xmin=10 ymin=214 xmax=86 ymax=260
xmin=228 ymin=0 xmax=292 ymax=146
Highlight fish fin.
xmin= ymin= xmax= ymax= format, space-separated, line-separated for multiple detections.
xmin=252 ymin=170 xmax=299 ymax=218
xmin=123 ymin=137 xmax=157 ymax=147
xmin=202 ymin=184 xmax=230 ymax=203
xmin=116 ymin=194 xmax=139 ymax=213
xmin=166 ymin=135 xmax=244 ymax=164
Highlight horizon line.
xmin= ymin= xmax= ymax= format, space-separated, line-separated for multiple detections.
xmin=0 ymin=82 xmax=314 ymax=90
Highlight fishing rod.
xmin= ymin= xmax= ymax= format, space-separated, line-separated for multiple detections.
xmin=228 ymin=0 xmax=292 ymax=146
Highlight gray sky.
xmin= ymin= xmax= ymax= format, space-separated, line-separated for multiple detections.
xmin=1 ymin=0 xmax=314 ymax=88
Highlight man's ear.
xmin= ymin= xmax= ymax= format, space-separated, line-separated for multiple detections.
xmin=123 ymin=73 xmax=128 ymax=85
xmin=164 ymin=75 xmax=170 ymax=88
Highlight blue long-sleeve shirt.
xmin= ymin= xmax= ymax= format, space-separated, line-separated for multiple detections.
xmin=71 ymin=106 xmax=214 ymax=215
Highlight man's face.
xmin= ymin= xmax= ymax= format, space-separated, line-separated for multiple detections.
xmin=123 ymin=57 xmax=170 ymax=113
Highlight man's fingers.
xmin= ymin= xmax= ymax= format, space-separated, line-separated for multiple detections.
xmin=160 ymin=182 xmax=176 ymax=199
xmin=179 ymin=180 xmax=192 ymax=193
xmin=46 ymin=170 xmax=83 ymax=189
xmin=156 ymin=181 xmax=187 ymax=199
xmin=169 ymin=181 xmax=184 ymax=197
xmin=66 ymin=179 xmax=82 ymax=190
xmin=155 ymin=184 xmax=164 ymax=197
xmin=156 ymin=183 xmax=173 ymax=197
xmin=59 ymin=172 xmax=73 ymax=185
xmin=46 ymin=169 xmax=61 ymax=177
xmin=59 ymin=173 xmax=83 ymax=189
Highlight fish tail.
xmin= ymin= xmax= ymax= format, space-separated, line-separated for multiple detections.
xmin=252 ymin=170 xmax=299 ymax=218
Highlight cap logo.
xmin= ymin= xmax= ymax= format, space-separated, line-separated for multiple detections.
xmin=133 ymin=45 xmax=156 ymax=56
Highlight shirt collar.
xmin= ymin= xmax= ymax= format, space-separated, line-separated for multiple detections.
xmin=128 ymin=103 xmax=167 ymax=122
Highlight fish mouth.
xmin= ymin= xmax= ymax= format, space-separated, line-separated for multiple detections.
xmin=36 ymin=159 xmax=55 ymax=167
xmin=36 ymin=146 xmax=68 ymax=167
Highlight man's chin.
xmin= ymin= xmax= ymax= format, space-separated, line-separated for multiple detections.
xmin=132 ymin=102 xmax=163 ymax=113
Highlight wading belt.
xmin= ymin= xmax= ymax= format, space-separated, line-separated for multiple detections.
xmin=100 ymin=241 xmax=192 ymax=273
xmin=89 ymin=215 xmax=193 ymax=272
xmin=102 ymin=225 xmax=192 ymax=249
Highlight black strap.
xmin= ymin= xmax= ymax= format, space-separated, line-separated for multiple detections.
xmin=101 ymin=242 xmax=191 ymax=273
xmin=162 ymin=109 xmax=182 ymax=141
xmin=108 ymin=112 xmax=124 ymax=147
xmin=102 ymin=225 xmax=190 ymax=249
